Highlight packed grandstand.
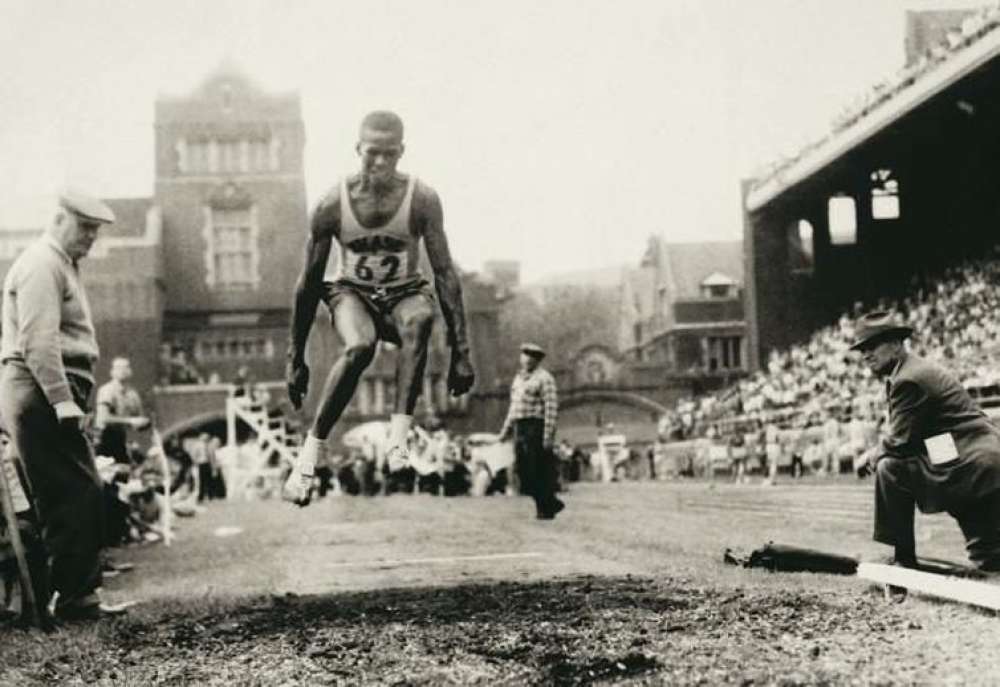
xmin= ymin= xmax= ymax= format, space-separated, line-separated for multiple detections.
xmin=649 ymin=254 xmax=1000 ymax=476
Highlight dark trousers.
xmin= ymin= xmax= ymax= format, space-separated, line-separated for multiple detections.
xmin=0 ymin=364 xmax=103 ymax=607
xmin=514 ymin=418 xmax=556 ymax=514
xmin=211 ymin=468 xmax=227 ymax=499
xmin=197 ymin=463 xmax=213 ymax=502
xmin=875 ymin=456 xmax=1000 ymax=569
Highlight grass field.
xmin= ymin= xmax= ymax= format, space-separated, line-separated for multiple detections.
xmin=3 ymin=479 xmax=1000 ymax=685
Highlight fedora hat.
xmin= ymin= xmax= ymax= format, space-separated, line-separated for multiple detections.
xmin=849 ymin=311 xmax=913 ymax=351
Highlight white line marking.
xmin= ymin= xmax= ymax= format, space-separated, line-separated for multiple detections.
xmin=858 ymin=562 xmax=1000 ymax=611
xmin=325 ymin=552 xmax=546 ymax=569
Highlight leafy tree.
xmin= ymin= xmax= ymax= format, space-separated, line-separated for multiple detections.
xmin=496 ymin=284 xmax=619 ymax=382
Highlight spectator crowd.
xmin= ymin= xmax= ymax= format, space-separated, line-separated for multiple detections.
xmin=650 ymin=256 xmax=1000 ymax=480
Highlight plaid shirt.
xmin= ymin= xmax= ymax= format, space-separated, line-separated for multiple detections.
xmin=501 ymin=366 xmax=559 ymax=445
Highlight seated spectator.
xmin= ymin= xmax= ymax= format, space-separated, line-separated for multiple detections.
xmin=127 ymin=467 xmax=168 ymax=542
xmin=441 ymin=441 xmax=471 ymax=497
xmin=166 ymin=348 xmax=203 ymax=385
xmin=803 ymin=436 xmax=825 ymax=474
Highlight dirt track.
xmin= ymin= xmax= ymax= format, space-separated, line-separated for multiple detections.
xmin=3 ymin=481 xmax=1000 ymax=685
xmin=20 ymin=574 xmax=1000 ymax=685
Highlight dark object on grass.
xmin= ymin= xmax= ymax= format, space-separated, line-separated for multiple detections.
xmin=724 ymin=542 xmax=859 ymax=575
xmin=724 ymin=543 xmax=987 ymax=579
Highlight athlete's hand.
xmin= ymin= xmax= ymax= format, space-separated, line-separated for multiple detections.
xmin=286 ymin=360 xmax=310 ymax=410
xmin=447 ymin=349 xmax=475 ymax=397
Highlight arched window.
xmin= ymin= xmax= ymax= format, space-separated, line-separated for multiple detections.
xmin=871 ymin=169 xmax=900 ymax=219
xmin=788 ymin=219 xmax=814 ymax=273
xmin=828 ymin=196 xmax=857 ymax=245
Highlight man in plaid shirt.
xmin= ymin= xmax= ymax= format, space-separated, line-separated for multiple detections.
xmin=499 ymin=343 xmax=563 ymax=519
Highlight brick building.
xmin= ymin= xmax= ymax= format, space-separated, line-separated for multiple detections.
xmin=620 ymin=236 xmax=747 ymax=377
xmin=153 ymin=67 xmax=307 ymax=386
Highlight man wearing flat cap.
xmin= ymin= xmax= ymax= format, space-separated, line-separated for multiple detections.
xmin=499 ymin=342 xmax=563 ymax=519
xmin=0 ymin=190 xmax=129 ymax=621
xmin=853 ymin=311 xmax=1000 ymax=572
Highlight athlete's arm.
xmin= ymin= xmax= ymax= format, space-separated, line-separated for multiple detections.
xmin=417 ymin=183 xmax=475 ymax=395
xmin=418 ymin=184 xmax=468 ymax=351
xmin=288 ymin=195 xmax=338 ymax=364
xmin=286 ymin=194 xmax=338 ymax=408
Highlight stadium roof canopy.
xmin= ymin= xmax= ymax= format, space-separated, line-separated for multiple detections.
xmin=741 ymin=7 xmax=1000 ymax=374
xmin=746 ymin=9 xmax=1000 ymax=213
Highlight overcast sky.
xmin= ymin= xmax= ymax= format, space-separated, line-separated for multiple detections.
xmin=0 ymin=0 xmax=980 ymax=280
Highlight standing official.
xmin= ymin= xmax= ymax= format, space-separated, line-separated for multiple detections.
xmin=853 ymin=311 xmax=1000 ymax=571
xmin=94 ymin=356 xmax=150 ymax=464
xmin=0 ymin=191 xmax=128 ymax=621
xmin=499 ymin=343 xmax=563 ymax=519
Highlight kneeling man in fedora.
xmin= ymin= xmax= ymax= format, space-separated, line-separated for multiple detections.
xmin=853 ymin=311 xmax=1000 ymax=571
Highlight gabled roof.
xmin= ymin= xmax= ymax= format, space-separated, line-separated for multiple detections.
xmin=701 ymin=272 xmax=738 ymax=287
xmin=156 ymin=62 xmax=301 ymax=124
xmin=747 ymin=6 xmax=1000 ymax=211
xmin=663 ymin=241 xmax=743 ymax=300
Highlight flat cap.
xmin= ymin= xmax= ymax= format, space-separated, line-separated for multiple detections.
xmin=519 ymin=342 xmax=546 ymax=358
xmin=59 ymin=188 xmax=115 ymax=224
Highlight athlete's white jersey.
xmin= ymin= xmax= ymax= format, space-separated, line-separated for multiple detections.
xmin=324 ymin=176 xmax=422 ymax=288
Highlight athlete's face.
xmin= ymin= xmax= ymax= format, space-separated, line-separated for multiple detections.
xmin=357 ymin=128 xmax=404 ymax=185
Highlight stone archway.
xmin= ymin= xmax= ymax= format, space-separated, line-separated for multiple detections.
xmin=558 ymin=388 xmax=668 ymax=448
xmin=160 ymin=411 xmax=227 ymax=442
xmin=561 ymin=389 xmax=669 ymax=415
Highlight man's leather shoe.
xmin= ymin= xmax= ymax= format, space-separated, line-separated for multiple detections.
xmin=537 ymin=498 xmax=565 ymax=520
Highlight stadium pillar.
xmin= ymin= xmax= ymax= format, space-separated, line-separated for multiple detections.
xmin=741 ymin=180 xmax=761 ymax=372
xmin=742 ymin=180 xmax=790 ymax=372
xmin=852 ymin=172 xmax=877 ymax=304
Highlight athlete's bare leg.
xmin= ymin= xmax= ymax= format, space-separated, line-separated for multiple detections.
xmin=312 ymin=294 xmax=379 ymax=438
xmin=384 ymin=294 xmax=435 ymax=455
xmin=284 ymin=294 xmax=377 ymax=506
xmin=393 ymin=295 xmax=435 ymax=413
